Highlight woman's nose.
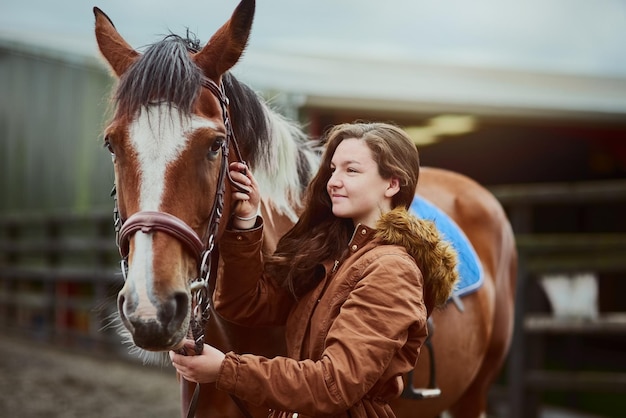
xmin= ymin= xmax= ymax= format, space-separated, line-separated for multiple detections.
xmin=327 ymin=173 xmax=341 ymax=188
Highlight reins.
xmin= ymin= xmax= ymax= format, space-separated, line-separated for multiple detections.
xmin=112 ymin=75 xmax=252 ymax=418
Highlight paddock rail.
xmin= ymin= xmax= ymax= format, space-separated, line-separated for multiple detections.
xmin=491 ymin=178 xmax=626 ymax=418
xmin=0 ymin=210 xmax=123 ymax=351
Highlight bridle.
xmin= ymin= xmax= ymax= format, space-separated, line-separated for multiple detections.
xmin=111 ymin=76 xmax=252 ymax=418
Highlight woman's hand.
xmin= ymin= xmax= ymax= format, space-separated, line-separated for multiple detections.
xmin=169 ymin=339 xmax=226 ymax=384
xmin=229 ymin=162 xmax=260 ymax=229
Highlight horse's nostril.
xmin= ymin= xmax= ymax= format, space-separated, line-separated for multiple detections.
xmin=117 ymin=293 xmax=134 ymax=332
xmin=160 ymin=291 xmax=189 ymax=333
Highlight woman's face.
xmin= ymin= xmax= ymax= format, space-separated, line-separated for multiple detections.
xmin=327 ymin=138 xmax=399 ymax=227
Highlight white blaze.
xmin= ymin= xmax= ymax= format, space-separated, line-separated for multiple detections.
xmin=124 ymin=104 xmax=218 ymax=314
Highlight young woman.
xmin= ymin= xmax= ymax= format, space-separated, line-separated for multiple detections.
xmin=170 ymin=122 xmax=458 ymax=417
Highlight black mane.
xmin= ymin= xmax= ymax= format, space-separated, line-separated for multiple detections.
xmin=222 ymin=73 xmax=270 ymax=168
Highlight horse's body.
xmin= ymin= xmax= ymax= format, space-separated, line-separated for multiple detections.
xmin=94 ymin=1 xmax=516 ymax=417
xmin=394 ymin=168 xmax=516 ymax=417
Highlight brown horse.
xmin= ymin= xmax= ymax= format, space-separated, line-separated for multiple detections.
xmin=94 ymin=1 xmax=517 ymax=417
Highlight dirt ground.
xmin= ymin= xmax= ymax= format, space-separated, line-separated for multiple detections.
xmin=0 ymin=332 xmax=607 ymax=418
xmin=0 ymin=332 xmax=181 ymax=417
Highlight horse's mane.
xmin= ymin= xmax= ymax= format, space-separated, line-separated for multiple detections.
xmin=222 ymin=74 xmax=320 ymax=221
xmin=114 ymin=34 xmax=320 ymax=221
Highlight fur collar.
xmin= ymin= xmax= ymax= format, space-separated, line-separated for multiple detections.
xmin=375 ymin=207 xmax=459 ymax=313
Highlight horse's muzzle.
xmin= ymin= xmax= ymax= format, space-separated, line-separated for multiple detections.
xmin=117 ymin=290 xmax=190 ymax=351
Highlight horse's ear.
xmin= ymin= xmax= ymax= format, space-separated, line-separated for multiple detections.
xmin=193 ymin=0 xmax=255 ymax=80
xmin=93 ymin=7 xmax=139 ymax=77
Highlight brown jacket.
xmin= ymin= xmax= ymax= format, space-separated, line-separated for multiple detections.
xmin=214 ymin=208 xmax=458 ymax=417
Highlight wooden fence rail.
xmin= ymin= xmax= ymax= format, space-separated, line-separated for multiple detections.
xmin=0 ymin=210 xmax=124 ymax=353
xmin=491 ymin=179 xmax=626 ymax=418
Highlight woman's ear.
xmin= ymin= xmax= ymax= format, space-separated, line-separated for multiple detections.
xmin=385 ymin=177 xmax=401 ymax=198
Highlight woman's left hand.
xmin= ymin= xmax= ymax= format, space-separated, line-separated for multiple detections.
xmin=169 ymin=339 xmax=225 ymax=383
xmin=229 ymin=162 xmax=260 ymax=218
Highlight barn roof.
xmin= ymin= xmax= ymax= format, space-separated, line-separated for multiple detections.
xmin=236 ymin=48 xmax=626 ymax=120
xmin=2 ymin=26 xmax=625 ymax=122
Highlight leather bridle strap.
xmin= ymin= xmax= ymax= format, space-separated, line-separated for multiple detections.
xmin=184 ymin=76 xmax=253 ymax=418
xmin=118 ymin=211 xmax=204 ymax=261
xmin=200 ymin=76 xmax=246 ymax=174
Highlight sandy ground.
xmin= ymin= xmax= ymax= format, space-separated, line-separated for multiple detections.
xmin=0 ymin=333 xmax=181 ymax=418
xmin=0 ymin=333 xmax=607 ymax=418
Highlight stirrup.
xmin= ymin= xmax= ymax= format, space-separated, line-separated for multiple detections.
xmin=401 ymin=318 xmax=441 ymax=400
xmin=401 ymin=370 xmax=442 ymax=399
xmin=402 ymin=383 xmax=442 ymax=399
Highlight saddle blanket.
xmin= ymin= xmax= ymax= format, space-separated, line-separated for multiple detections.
xmin=410 ymin=195 xmax=483 ymax=298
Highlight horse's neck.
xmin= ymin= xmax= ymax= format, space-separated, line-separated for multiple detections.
xmin=259 ymin=197 xmax=298 ymax=255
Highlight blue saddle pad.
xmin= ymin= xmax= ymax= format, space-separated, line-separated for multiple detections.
xmin=410 ymin=196 xmax=483 ymax=298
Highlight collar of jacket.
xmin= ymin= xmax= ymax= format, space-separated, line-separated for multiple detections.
xmin=321 ymin=207 xmax=458 ymax=312
xmin=347 ymin=223 xmax=375 ymax=253
xmin=374 ymin=206 xmax=459 ymax=312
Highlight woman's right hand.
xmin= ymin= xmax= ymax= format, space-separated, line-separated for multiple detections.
xmin=229 ymin=162 xmax=260 ymax=228
xmin=169 ymin=339 xmax=225 ymax=384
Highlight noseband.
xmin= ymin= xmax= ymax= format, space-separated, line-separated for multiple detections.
xmin=117 ymin=211 xmax=205 ymax=261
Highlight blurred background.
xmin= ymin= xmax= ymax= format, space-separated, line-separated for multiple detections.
xmin=1 ymin=0 xmax=625 ymax=417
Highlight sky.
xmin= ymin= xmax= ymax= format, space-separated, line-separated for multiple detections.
xmin=1 ymin=0 xmax=626 ymax=78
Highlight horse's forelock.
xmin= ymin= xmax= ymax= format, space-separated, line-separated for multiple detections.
xmin=114 ymin=35 xmax=202 ymax=119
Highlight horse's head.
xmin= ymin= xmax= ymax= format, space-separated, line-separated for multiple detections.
xmin=94 ymin=0 xmax=256 ymax=352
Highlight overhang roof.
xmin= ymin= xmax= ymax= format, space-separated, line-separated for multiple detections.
xmin=2 ymin=25 xmax=625 ymax=122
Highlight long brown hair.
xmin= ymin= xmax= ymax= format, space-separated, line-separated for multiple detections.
xmin=265 ymin=122 xmax=420 ymax=297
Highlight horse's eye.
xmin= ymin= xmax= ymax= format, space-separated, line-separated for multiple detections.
xmin=208 ymin=137 xmax=224 ymax=157
xmin=104 ymin=137 xmax=115 ymax=155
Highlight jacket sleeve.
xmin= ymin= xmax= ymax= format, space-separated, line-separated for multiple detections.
xmin=216 ymin=252 xmax=427 ymax=415
xmin=213 ymin=221 xmax=294 ymax=326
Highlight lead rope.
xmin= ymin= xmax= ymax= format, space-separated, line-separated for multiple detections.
xmin=184 ymin=249 xmax=253 ymax=418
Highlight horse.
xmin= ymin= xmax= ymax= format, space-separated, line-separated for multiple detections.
xmin=93 ymin=1 xmax=517 ymax=417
